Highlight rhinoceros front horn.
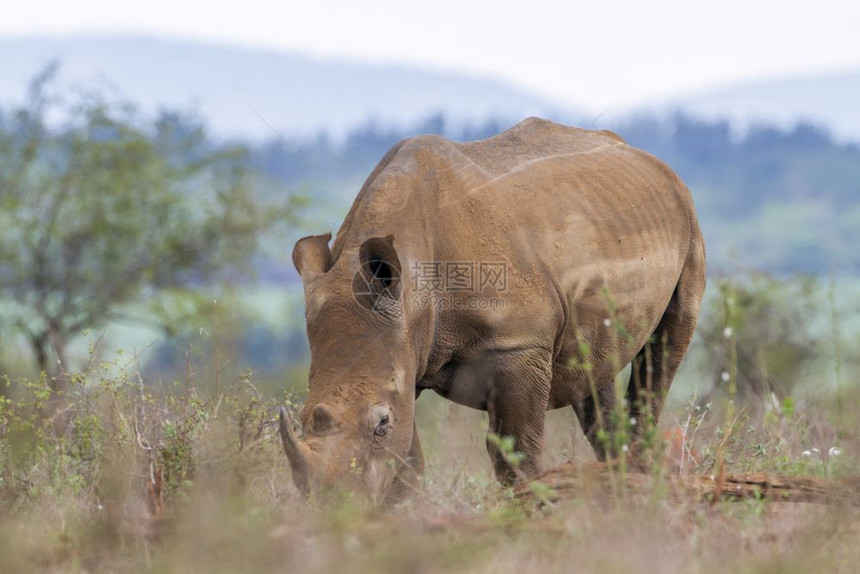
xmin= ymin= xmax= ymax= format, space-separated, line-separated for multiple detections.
xmin=278 ymin=406 xmax=311 ymax=496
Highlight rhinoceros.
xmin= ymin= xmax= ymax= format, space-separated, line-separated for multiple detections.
xmin=279 ymin=117 xmax=706 ymax=503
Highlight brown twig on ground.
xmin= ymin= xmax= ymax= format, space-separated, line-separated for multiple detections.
xmin=514 ymin=461 xmax=860 ymax=506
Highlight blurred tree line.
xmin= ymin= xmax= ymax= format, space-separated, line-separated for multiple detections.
xmin=0 ymin=66 xmax=304 ymax=397
xmin=251 ymin=113 xmax=505 ymax=185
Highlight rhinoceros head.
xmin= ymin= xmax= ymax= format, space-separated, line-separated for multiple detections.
xmin=282 ymin=232 xmax=418 ymax=502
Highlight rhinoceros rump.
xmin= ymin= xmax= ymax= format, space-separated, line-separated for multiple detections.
xmin=283 ymin=117 xmax=706 ymax=503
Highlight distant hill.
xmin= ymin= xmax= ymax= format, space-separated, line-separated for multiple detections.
xmin=0 ymin=36 xmax=563 ymax=140
xmin=4 ymin=36 xmax=858 ymax=143
xmin=663 ymin=71 xmax=860 ymax=142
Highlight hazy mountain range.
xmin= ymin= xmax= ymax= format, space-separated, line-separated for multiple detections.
xmin=667 ymin=71 xmax=860 ymax=142
xmin=0 ymin=35 xmax=858 ymax=141
xmin=0 ymin=36 xmax=564 ymax=139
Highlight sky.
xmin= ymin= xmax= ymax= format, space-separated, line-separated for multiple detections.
xmin=2 ymin=0 xmax=859 ymax=111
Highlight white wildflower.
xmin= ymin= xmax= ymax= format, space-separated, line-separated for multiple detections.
xmin=721 ymin=371 xmax=730 ymax=383
xmin=621 ymin=444 xmax=629 ymax=453
xmin=603 ymin=318 xmax=611 ymax=327
xmin=629 ymin=417 xmax=637 ymax=426
xmin=723 ymin=327 xmax=733 ymax=339
xmin=829 ymin=447 xmax=842 ymax=457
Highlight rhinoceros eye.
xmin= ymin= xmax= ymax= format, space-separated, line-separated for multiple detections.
xmin=371 ymin=405 xmax=391 ymax=438
xmin=374 ymin=414 xmax=390 ymax=437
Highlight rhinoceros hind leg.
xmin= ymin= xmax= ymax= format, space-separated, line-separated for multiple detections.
xmin=626 ymin=238 xmax=705 ymax=447
xmin=572 ymin=385 xmax=619 ymax=461
xmin=573 ymin=238 xmax=705 ymax=461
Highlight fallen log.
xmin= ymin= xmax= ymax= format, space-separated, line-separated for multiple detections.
xmin=514 ymin=462 xmax=860 ymax=506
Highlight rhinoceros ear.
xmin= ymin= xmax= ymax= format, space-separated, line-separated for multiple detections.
xmin=292 ymin=233 xmax=333 ymax=283
xmin=357 ymin=235 xmax=402 ymax=298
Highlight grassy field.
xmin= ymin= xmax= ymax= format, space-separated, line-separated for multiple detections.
xmin=1 ymin=274 xmax=859 ymax=573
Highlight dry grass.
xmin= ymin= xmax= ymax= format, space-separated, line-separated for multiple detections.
xmin=1 ymin=349 xmax=859 ymax=574
xmin=4 ymin=268 xmax=860 ymax=574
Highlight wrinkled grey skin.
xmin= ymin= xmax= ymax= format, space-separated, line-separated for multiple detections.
xmin=281 ymin=117 xmax=706 ymax=504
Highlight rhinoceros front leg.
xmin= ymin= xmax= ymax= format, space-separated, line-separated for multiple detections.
xmin=484 ymin=349 xmax=553 ymax=485
xmin=384 ymin=420 xmax=424 ymax=505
